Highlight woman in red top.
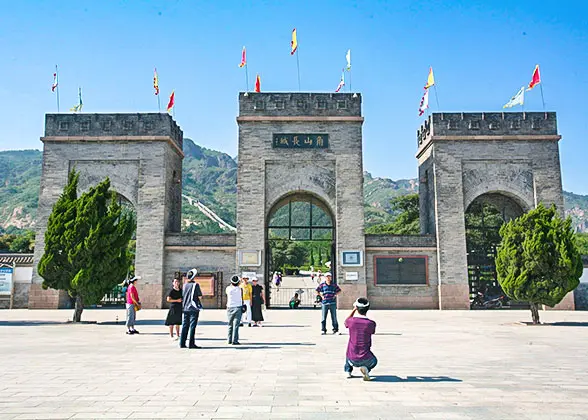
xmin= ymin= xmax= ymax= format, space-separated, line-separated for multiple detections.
xmin=125 ymin=276 xmax=141 ymax=335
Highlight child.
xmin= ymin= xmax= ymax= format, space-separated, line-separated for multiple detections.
xmin=289 ymin=292 xmax=301 ymax=309
xmin=344 ymin=297 xmax=377 ymax=381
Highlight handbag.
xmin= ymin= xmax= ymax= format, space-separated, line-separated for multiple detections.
xmin=240 ymin=288 xmax=247 ymax=313
xmin=189 ymin=282 xmax=203 ymax=311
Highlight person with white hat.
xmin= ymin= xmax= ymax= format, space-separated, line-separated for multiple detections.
xmin=344 ymin=297 xmax=377 ymax=381
xmin=315 ymin=272 xmax=341 ymax=335
xmin=180 ymin=268 xmax=203 ymax=349
xmin=125 ymin=275 xmax=141 ymax=335
xmin=226 ymin=275 xmax=244 ymax=345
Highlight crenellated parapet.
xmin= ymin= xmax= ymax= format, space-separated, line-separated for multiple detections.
xmin=43 ymin=113 xmax=183 ymax=152
xmin=417 ymin=112 xmax=559 ymax=155
xmin=238 ymin=92 xmax=362 ymax=118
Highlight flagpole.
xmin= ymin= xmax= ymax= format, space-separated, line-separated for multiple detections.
xmin=433 ymin=85 xmax=440 ymax=110
xmin=157 ymin=94 xmax=161 ymax=112
xmin=55 ymin=65 xmax=60 ymax=113
xmin=349 ymin=69 xmax=352 ymax=93
xmin=295 ymin=48 xmax=301 ymax=91
xmin=245 ymin=63 xmax=250 ymax=92
xmin=539 ymin=83 xmax=546 ymax=111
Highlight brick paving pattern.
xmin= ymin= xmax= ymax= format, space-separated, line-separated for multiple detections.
xmin=1 ymin=309 xmax=587 ymax=419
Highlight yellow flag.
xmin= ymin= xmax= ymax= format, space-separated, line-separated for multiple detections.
xmin=291 ymin=28 xmax=298 ymax=55
xmin=424 ymin=67 xmax=435 ymax=89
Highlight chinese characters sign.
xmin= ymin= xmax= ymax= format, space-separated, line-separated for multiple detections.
xmin=272 ymin=134 xmax=329 ymax=149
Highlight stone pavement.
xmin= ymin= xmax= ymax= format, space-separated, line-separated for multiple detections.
xmin=1 ymin=308 xmax=588 ymax=420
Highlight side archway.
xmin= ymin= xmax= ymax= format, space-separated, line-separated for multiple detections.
xmin=465 ymin=192 xmax=528 ymax=309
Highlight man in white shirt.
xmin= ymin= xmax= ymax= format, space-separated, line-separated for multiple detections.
xmin=226 ymin=275 xmax=244 ymax=345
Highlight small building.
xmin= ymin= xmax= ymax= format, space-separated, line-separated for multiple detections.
xmin=0 ymin=253 xmax=34 ymax=309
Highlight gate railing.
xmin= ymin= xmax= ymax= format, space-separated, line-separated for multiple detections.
xmin=268 ymin=286 xmax=320 ymax=308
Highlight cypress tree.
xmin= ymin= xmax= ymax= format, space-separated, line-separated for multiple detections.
xmin=38 ymin=171 xmax=135 ymax=322
xmin=496 ymin=204 xmax=583 ymax=324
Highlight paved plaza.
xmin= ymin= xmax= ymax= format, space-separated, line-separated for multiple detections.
xmin=1 ymin=308 xmax=587 ymax=420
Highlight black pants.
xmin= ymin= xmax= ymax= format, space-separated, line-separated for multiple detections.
xmin=180 ymin=311 xmax=199 ymax=347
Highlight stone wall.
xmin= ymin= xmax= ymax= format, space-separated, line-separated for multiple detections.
xmin=417 ymin=112 xmax=564 ymax=310
xmin=236 ymin=93 xmax=366 ymax=308
xmin=365 ymin=234 xmax=438 ymax=309
xmin=31 ymin=113 xmax=184 ymax=309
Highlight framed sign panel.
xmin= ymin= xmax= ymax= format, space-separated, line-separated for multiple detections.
xmin=238 ymin=250 xmax=262 ymax=267
xmin=374 ymin=256 xmax=428 ymax=285
xmin=341 ymin=250 xmax=363 ymax=267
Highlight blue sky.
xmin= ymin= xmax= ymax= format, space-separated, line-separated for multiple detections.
xmin=0 ymin=0 xmax=586 ymax=194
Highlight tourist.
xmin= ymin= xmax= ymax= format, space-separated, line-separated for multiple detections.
xmin=251 ymin=277 xmax=265 ymax=326
xmin=289 ymin=292 xmax=301 ymax=309
xmin=165 ymin=276 xmax=183 ymax=340
xmin=180 ymin=268 xmax=203 ymax=349
xmin=125 ymin=275 xmax=141 ymax=335
xmin=344 ymin=297 xmax=377 ymax=381
xmin=240 ymin=275 xmax=253 ymax=327
xmin=316 ymin=272 xmax=341 ymax=335
xmin=226 ymin=275 xmax=244 ymax=345
xmin=316 ymin=269 xmax=322 ymax=285
xmin=275 ymin=272 xmax=282 ymax=289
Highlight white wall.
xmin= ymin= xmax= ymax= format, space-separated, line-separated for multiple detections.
xmin=14 ymin=266 xmax=33 ymax=283
xmin=580 ymin=267 xmax=588 ymax=283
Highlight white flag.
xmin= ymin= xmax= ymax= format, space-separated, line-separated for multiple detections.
xmin=418 ymin=89 xmax=429 ymax=116
xmin=345 ymin=49 xmax=351 ymax=71
xmin=503 ymin=86 xmax=525 ymax=108
xmin=335 ymin=70 xmax=345 ymax=92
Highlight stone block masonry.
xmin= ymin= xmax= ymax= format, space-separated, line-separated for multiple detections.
xmin=31 ymin=113 xmax=184 ymax=309
xmin=417 ymin=112 xmax=566 ymax=310
xmin=236 ymin=93 xmax=366 ymax=309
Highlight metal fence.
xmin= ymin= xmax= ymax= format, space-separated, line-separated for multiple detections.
xmin=100 ymin=285 xmax=126 ymax=306
xmin=268 ymin=286 xmax=320 ymax=308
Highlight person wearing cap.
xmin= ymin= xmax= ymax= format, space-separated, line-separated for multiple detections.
xmin=180 ymin=268 xmax=203 ymax=349
xmin=240 ymin=275 xmax=253 ymax=327
xmin=125 ymin=275 xmax=141 ymax=335
xmin=250 ymin=277 xmax=265 ymax=326
xmin=315 ymin=272 xmax=342 ymax=335
xmin=226 ymin=275 xmax=244 ymax=345
xmin=344 ymin=297 xmax=377 ymax=381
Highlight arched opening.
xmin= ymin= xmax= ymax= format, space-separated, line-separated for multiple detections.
xmin=99 ymin=192 xmax=137 ymax=307
xmin=465 ymin=192 xmax=527 ymax=309
xmin=265 ymin=193 xmax=335 ymax=308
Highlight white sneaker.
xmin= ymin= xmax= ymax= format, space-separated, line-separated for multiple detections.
xmin=346 ymin=372 xmax=353 ymax=379
xmin=360 ymin=366 xmax=372 ymax=381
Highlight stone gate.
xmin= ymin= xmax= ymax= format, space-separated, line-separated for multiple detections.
xmin=27 ymin=99 xmax=573 ymax=310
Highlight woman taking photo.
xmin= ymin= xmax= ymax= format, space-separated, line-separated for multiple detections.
xmin=165 ymin=275 xmax=183 ymax=339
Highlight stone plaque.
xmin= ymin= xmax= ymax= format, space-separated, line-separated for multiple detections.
xmin=272 ymin=134 xmax=329 ymax=149
xmin=375 ymin=256 xmax=428 ymax=285
xmin=345 ymin=272 xmax=359 ymax=281
xmin=239 ymin=250 xmax=261 ymax=267
xmin=341 ymin=250 xmax=363 ymax=267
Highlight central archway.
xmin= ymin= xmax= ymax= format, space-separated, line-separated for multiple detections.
xmin=265 ymin=193 xmax=335 ymax=308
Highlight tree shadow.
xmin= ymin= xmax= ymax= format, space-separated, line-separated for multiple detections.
xmin=98 ymin=319 xmax=226 ymax=326
xmin=0 ymin=320 xmax=68 ymax=326
xmin=257 ymin=325 xmax=311 ymax=328
xmin=371 ymin=375 xmax=462 ymax=383
xmin=520 ymin=321 xmax=588 ymax=327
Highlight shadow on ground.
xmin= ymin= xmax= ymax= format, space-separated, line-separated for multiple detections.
xmin=0 ymin=320 xmax=68 ymax=326
xmin=518 ymin=321 xmax=588 ymax=327
xmin=372 ymin=375 xmax=462 ymax=383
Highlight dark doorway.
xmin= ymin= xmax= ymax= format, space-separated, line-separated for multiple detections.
xmin=265 ymin=194 xmax=335 ymax=308
xmin=465 ymin=193 xmax=528 ymax=309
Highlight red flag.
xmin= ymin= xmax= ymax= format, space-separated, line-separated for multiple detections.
xmin=254 ymin=75 xmax=261 ymax=93
xmin=527 ymin=65 xmax=541 ymax=90
xmin=52 ymin=70 xmax=58 ymax=92
xmin=239 ymin=46 xmax=246 ymax=68
xmin=167 ymin=90 xmax=175 ymax=112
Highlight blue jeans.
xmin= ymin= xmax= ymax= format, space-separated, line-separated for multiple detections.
xmin=344 ymin=355 xmax=378 ymax=373
xmin=321 ymin=302 xmax=339 ymax=332
xmin=180 ymin=311 xmax=199 ymax=347
xmin=227 ymin=307 xmax=242 ymax=343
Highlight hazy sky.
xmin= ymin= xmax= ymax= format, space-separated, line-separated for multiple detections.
xmin=0 ymin=0 xmax=586 ymax=193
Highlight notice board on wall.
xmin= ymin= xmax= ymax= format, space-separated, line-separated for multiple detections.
xmin=374 ymin=256 xmax=427 ymax=285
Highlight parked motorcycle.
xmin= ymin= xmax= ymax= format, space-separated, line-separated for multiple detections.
xmin=470 ymin=291 xmax=507 ymax=309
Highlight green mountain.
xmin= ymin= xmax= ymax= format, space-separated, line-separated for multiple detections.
xmin=0 ymin=141 xmax=587 ymax=233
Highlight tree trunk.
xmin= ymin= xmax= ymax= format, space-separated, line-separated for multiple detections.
xmin=530 ymin=302 xmax=541 ymax=325
xmin=72 ymin=295 xmax=84 ymax=323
